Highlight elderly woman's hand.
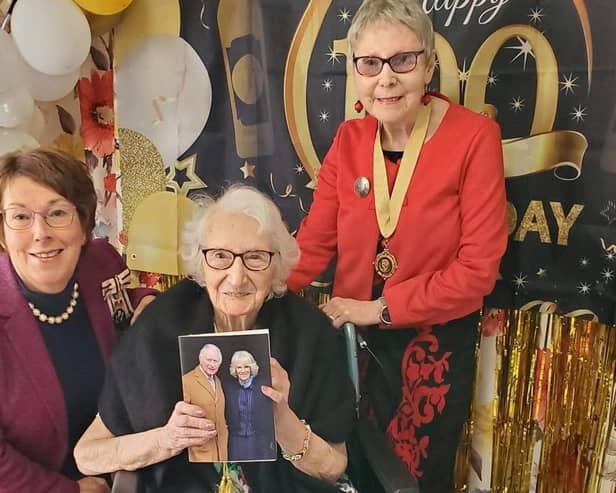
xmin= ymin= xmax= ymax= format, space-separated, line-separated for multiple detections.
xmin=77 ymin=476 xmax=110 ymax=493
xmin=157 ymin=401 xmax=218 ymax=453
xmin=261 ymin=357 xmax=291 ymax=414
xmin=320 ymin=297 xmax=381 ymax=328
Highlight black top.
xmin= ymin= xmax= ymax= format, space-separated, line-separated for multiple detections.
xmin=18 ymin=278 xmax=104 ymax=480
xmin=383 ymin=150 xmax=404 ymax=163
xmin=99 ymin=279 xmax=356 ymax=493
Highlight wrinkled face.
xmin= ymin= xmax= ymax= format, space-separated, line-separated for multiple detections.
xmin=202 ymin=213 xmax=275 ymax=326
xmin=1 ymin=176 xmax=86 ymax=294
xmin=235 ymin=361 xmax=252 ymax=383
xmin=199 ymin=347 xmax=222 ymax=377
xmin=352 ymin=20 xmax=434 ymax=127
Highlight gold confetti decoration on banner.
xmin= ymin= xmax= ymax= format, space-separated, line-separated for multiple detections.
xmin=280 ymin=184 xmax=294 ymax=197
xmin=268 ymin=173 xmax=278 ymax=193
xmin=198 ymin=0 xmax=210 ymax=30
xmin=117 ymin=128 xmax=166 ymax=236
xmin=298 ymin=196 xmax=309 ymax=214
xmin=269 ymin=174 xmax=295 ymax=198
xmin=600 ymin=238 xmax=616 ymax=254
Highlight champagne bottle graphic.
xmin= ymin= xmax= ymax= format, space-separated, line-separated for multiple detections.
xmin=218 ymin=0 xmax=274 ymax=158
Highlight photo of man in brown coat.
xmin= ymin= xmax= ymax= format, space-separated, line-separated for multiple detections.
xmin=181 ymin=343 xmax=228 ymax=461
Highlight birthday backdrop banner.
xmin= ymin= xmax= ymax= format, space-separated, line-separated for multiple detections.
xmin=115 ymin=0 xmax=616 ymax=322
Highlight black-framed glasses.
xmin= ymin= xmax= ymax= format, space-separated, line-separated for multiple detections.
xmin=202 ymin=248 xmax=276 ymax=271
xmin=1 ymin=204 xmax=76 ymax=230
xmin=353 ymin=50 xmax=424 ymax=77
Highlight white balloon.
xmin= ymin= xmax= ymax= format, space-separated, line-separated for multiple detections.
xmin=16 ymin=106 xmax=45 ymax=141
xmin=0 ymin=30 xmax=78 ymax=102
xmin=116 ymin=34 xmax=212 ymax=167
xmin=22 ymin=65 xmax=80 ymax=102
xmin=11 ymin=0 xmax=91 ymax=76
xmin=0 ymin=128 xmax=39 ymax=156
xmin=0 ymin=31 xmax=22 ymax=92
xmin=0 ymin=87 xmax=34 ymax=128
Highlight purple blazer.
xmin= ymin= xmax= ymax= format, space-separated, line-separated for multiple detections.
xmin=0 ymin=239 xmax=155 ymax=493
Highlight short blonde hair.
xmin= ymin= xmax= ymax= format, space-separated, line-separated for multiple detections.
xmin=229 ymin=350 xmax=259 ymax=378
xmin=180 ymin=185 xmax=299 ymax=297
xmin=347 ymin=0 xmax=434 ymax=58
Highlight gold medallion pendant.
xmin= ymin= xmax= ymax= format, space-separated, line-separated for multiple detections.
xmin=372 ymin=100 xmax=432 ymax=281
xmin=374 ymin=242 xmax=398 ymax=280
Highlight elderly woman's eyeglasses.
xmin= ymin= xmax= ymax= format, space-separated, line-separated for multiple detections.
xmin=353 ymin=50 xmax=424 ymax=77
xmin=202 ymin=248 xmax=276 ymax=271
xmin=1 ymin=205 xmax=76 ymax=230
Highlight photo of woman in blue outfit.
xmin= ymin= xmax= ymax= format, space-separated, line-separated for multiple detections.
xmin=225 ymin=350 xmax=276 ymax=461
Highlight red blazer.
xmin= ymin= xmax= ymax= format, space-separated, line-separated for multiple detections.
xmin=0 ymin=239 xmax=155 ymax=493
xmin=287 ymin=102 xmax=508 ymax=327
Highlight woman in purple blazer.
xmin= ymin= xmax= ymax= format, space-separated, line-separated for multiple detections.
xmin=0 ymin=149 xmax=156 ymax=493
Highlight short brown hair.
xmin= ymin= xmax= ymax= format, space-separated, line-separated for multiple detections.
xmin=0 ymin=149 xmax=97 ymax=244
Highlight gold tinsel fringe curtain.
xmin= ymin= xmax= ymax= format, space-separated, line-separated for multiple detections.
xmin=457 ymin=309 xmax=616 ymax=493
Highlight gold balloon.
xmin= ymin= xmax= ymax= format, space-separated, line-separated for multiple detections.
xmin=113 ymin=0 xmax=180 ymax=68
xmin=74 ymin=0 xmax=133 ymax=16
xmin=126 ymin=191 xmax=198 ymax=275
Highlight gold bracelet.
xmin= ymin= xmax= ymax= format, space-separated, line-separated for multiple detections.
xmin=281 ymin=419 xmax=312 ymax=462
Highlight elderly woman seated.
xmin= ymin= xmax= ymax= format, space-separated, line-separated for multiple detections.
xmin=74 ymin=185 xmax=356 ymax=493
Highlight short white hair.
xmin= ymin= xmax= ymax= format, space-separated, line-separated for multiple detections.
xmin=229 ymin=350 xmax=259 ymax=378
xmin=180 ymin=185 xmax=300 ymax=297
xmin=347 ymin=0 xmax=435 ymax=58
xmin=199 ymin=343 xmax=222 ymax=363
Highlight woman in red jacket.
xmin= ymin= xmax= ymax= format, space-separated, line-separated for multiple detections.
xmin=287 ymin=0 xmax=507 ymax=490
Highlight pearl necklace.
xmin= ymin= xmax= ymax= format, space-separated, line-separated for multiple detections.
xmin=28 ymin=282 xmax=80 ymax=325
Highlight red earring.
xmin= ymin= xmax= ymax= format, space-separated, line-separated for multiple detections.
xmin=354 ymin=100 xmax=364 ymax=113
xmin=421 ymin=90 xmax=432 ymax=105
